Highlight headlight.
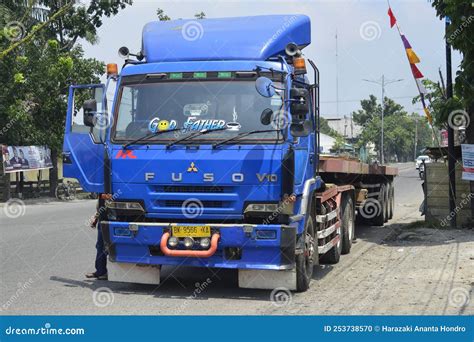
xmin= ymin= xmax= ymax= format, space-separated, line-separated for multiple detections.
xmin=244 ymin=203 xmax=280 ymax=214
xmin=183 ymin=237 xmax=195 ymax=249
xmin=168 ymin=236 xmax=179 ymax=248
xmin=200 ymin=238 xmax=211 ymax=249
xmin=105 ymin=201 xmax=145 ymax=212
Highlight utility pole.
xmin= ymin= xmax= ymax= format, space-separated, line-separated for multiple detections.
xmin=363 ymin=75 xmax=403 ymax=164
xmin=335 ymin=30 xmax=339 ymax=118
xmin=414 ymin=115 xmax=418 ymax=161
xmin=446 ymin=17 xmax=457 ymax=228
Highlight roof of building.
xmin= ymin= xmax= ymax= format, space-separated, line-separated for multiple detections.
xmin=324 ymin=116 xmax=362 ymax=138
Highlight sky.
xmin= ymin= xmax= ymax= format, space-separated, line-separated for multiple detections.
xmin=81 ymin=0 xmax=463 ymax=120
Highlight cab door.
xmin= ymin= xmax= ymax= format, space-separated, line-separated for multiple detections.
xmin=62 ymin=84 xmax=106 ymax=193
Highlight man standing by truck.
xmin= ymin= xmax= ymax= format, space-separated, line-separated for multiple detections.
xmin=85 ymin=201 xmax=108 ymax=280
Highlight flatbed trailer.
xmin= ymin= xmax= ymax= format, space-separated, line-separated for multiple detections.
xmin=319 ymin=155 xmax=398 ymax=225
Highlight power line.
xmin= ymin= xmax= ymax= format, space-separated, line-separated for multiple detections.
xmin=321 ymin=95 xmax=417 ymax=104
xmin=363 ymin=75 xmax=403 ymax=164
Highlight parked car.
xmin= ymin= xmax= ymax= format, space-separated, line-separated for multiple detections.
xmin=415 ymin=155 xmax=431 ymax=170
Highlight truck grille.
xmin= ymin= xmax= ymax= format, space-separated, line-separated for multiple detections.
xmin=163 ymin=200 xmax=224 ymax=208
xmin=162 ymin=185 xmax=226 ymax=193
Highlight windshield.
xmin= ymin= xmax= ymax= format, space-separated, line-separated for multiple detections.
xmin=112 ymin=78 xmax=285 ymax=144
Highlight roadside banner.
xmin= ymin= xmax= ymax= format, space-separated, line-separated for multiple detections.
xmin=461 ymin=144 xmax=474 ymax=181
xmin=1 ymin=145 xmax=53 ymax=173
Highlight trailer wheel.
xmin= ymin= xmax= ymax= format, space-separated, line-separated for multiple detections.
xmin=383 ymin=182 xmax=389 ymax=223
xmin=388 ymin=182 xmax=394 ymax=220
xmin=341 ymin=195 xmax=355 ymax=255
xmin=296 ymin=216 xmax=315 ymax=292
xmin=372 ymin=184 xmax=386 ymax=226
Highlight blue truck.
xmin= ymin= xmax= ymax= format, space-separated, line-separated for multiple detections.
xmin=62 ymin=15 xmax=397 ymax=292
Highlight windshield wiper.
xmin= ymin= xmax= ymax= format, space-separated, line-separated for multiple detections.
xmin=213 ymin=129 xmax=283 ymax=148
xmin=123 ymin=128 xmax=182 ymax=149
xmin=166 ymin=127 xmax=228 ymax=149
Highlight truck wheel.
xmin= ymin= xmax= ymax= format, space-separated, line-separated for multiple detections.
xmin=341 ymin=195 xmax=355 ymax=255
xmin=296 ymin=216 xmax=315 ymax=292
xmin=372 ymin=184 xmax=386 ymax=226
xmin=383 ymin=182 xmax=389 ymax=223
xmin=388 ymin=183 xmax=394 ymax=220
xmin=319 ymin=220 xmax=342 ymax=265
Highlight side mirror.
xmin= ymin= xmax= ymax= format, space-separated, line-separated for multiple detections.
xmin=260 ymin=108 xmax=273 ymax=126
xmin=83 ymin=99 xmax=97 ymax=127
xmin=290 ymin=121 xmax=311 ymax=137
xmin=255 ymin=77 xmax=275 ymax=98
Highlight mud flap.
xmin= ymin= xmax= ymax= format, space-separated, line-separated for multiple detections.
xmin=108 ymin=262 xmax=161 ymax=285
xmin=238 ymin=269 xmax=296 ymax=291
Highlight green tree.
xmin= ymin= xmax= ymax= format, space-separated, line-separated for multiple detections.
xmin=156 ymin=8 xmax=171 ymax=21
xmin=156 ymin=8 xmax=206 ymax=21
xmin=352 ymin=95 xmax=432 ymax=162
xmin=431 ymin=0 xmax=474 ymax=144
xmin=320 ymin=117 xmax=343 ymax=139
xmin=352 ymin=94 xmax=404 ymax=127
xmin=0 ymin=1 xmax=131 ymax=197
xmin=412 ymin=79 xmax=463 ymax=129
xmin=194 ymin=12 xmax=206 ymax=20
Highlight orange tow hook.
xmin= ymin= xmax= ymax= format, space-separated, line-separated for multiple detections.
xmin=160 ymin=232 xmax=220 ymax=258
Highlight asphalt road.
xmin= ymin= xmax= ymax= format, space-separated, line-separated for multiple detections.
xmin=4 ymin=163 xmax=467 ymax=315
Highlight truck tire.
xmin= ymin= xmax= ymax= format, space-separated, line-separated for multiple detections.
xmin=296 ymin=216 xmax=315 ymax=292
xmin=388 ymin=183 xmax=394 ymax=220
xmin=372 ymin=184 xmax=386 ymax=226
xmin=319 ymin=220 xmax=342 ymax=265
xmin=341 ymin=195 xmax=355 ymax=255
xmin=383 ymin=182 xmax=389 ymax=223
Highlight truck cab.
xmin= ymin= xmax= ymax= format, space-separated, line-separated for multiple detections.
xmin=62 ymin=15 xmax=356 ymax=292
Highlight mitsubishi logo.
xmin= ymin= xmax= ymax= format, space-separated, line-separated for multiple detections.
xmin=115 ymin=150 xmax=137 ymax=159
xmin=187 ymin=162 xmax=198 ymax=173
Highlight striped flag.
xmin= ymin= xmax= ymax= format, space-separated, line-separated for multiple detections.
xmin=388 ymin=5 xmax=432 ymax=124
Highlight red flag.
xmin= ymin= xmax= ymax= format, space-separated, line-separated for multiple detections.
xmin=410 ymin=64 xmax=424 ymax=79
xmin=388 ymin=7 xmax=397 ymax=28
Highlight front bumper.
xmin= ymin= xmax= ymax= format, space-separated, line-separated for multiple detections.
xmin=101 ymin=221 xmax=296 ymax=270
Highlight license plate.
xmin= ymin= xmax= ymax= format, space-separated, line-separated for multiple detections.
xmin=172 ymin=226 xmax=211 ymax=238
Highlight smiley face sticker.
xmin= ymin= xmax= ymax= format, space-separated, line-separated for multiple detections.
xmin=149 ymin=117 xmax=177 ymax=133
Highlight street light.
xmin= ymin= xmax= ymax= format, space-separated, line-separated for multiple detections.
xmin=363 ymin=75 xmax=403 ymax=164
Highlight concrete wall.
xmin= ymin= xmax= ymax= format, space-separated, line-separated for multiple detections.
xmin=425 ymin=162 xmax=473 ymax=227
